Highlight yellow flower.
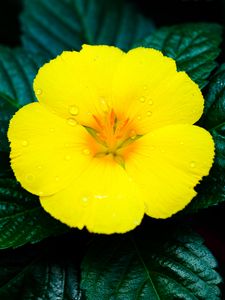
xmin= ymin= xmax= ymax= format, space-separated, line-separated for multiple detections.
xmin=8 ymin=45 xmax=214 ymax=234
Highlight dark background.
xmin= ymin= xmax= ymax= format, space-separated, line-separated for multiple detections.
xmin=0 ymin=0 xmax=225 ymax=295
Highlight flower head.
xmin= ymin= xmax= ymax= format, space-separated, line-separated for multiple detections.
xmin=8 ymin=45 xmax=214 ymax=234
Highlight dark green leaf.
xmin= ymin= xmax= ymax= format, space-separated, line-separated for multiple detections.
xmin=186 ymin=64 xmax=225 ymax=212
xmin=0 ymin=46 xmax=46 ymax=152
xmin=185 ymin=166 xmax=225 ymax=212
xmin=137 ymin=23 xmax=222 ymax=89
xmin=20 ymin=0 xmax=154 ymax=59
xmin=0 ymin=239 xmax=82 ymax=300
xmin=81 ymin=228 xmax=222 ymax=300
xmin=0 ymin=178 xmax=68 ymax=249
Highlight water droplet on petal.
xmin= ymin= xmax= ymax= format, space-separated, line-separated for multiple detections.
xmin=100 ymin=98 xmax=108 ymax=112
xmin=130 ymin=130 xmax=136 ymax=139
xmin=38 ymin=191 xmax=44 ymax=196
xmin=22 ymin=140 xmax=29 ymax=147
xmin=82 ymin=196 xmax=89 ymax=205
xmin=134 ymin=220 xmax=139 ymax=226
xmin=36 ymin=89 xmax=42 ymax=95
xmin=180 ymin=141 xmax=184 ymax=145
xmin=67 ymin=118 xmax=78 ymax=126
xmin=69 ymin=105 xmax=79 ymax=116
xmin=190 ymin=161 xmax=196 ymax=168
xmin=83 ymin=148 xmax=90 ymax=155
xmin=50 ymin=128 xmax=55 ymax=133
xmin=26 ymin=174 xmax=35 ymax=182
xmin=147 ymin=111 xmax=152 ymax=117
xmin=148 ymin=99 xmax=153 ymax=105
xmin=139 ymin=96 xmax=146 ymax=103
xmin=37 ymin=165 xmax=42 ymax=170
xmin=65 ymin=154 xmax=71 ymax=161
xmin=128 ymin=177 xmax=133 ymax=182
xmin=143 ymin=85 xmax=147 ymax=91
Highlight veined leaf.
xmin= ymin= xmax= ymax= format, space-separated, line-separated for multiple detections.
xmin=138 ymin=23 xmax=222 ymax=89
xmin=186 ymin=64 xmax=225 ymax=212
xmin=0 ymin=239 xmax=82 ymax=299
xmin=0 ymin=179 xmax=67 ymax=249
xmin=20 ymin=0 xmax=154 ymax=59
xmin=0 ymin=47 xmax=46 ymax=152
xmin=81 ymin=228 xmax=222 ymax=299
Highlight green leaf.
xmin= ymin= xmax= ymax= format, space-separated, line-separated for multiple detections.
xmin=20 ymin=0 xmax=154 ymax=59
xmin=0 ymin=46 xmax=46 ymax=152
xmin=185 ymin=166 xmax=225 ymax=212
xmin=137 ymin=23 xmax=222 ymax=89
xmin=0 ymin=239 xmax=82 ymax=299
xmin=186 ymin=64 xmax=225 ymax=212
xmin=0 ymin=178 xmax=68 ymax=249
xmin=81 ymin=228 xmax=222 ymax=300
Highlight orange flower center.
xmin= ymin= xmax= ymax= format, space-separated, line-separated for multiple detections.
xmin=84 ymin=109 xmax=141 ymax=166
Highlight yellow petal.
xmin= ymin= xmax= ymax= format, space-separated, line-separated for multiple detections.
xmin=8 ymin=103 xmax=92 ymax=196
xmin=33 ymin=45 xmax=124 ymax=125
xmin=126 ymin=124 xmax=214 ymax=218
xmin=112 ymin=48 xmax=204 ymax=133
xmin=40 ymin=157 xmax=145 ymax=234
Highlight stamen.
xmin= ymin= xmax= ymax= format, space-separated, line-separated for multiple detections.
xmin=93 ymin=115 xmax=104 ymax=129
xmin=86 ymin=110 xmax=140 ymax=165
xmin=110 ymin=109 xmax=116 ymax=126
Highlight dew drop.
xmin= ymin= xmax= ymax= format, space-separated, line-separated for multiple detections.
xmin=65 ymin=154 xmax=71 ymax=161
xmin=134 ymin=220 xmax=139 ymax=226
xmin=143 ymin=85 xmax=147 ymax=91
xmin=69 ymin=105 xmax=79 ymax=116
xmin=82 ymin=196 xmax=89 ymax=205
xmin=139 ymin=96 xmax=146 ymax=103
xmin=147 ymin=111 xmax=152 ymax=117
xmin=100 ymin=98 xmax=108 ymax=112
xmin=21 ymin=140 xmax=29 ymax=147
xmin=190 ymin=161 xmax=196 ymax=168
xmin=36 ymin=89 xmax=42 ymax=95
xmin=37 ymin=165 xmax=42 ymax=170
xmin=83 ymin=148 xmax=90 ymax=155
xmin=148 ymin=99 xmax=153 ymax=105
xmin=128 ymin=177 xmax=133 ymax=182
xmin=26 ymin=174 xmax=35 ymax=182
xmin=50 ymin=128 xmax=55 ymax=133
xmin=180 ymin=141 xmax=184 ymax=145
xmin=67 ymin=118 xmax=78 ymax=126
xmin=130 ymin=130 xmax=137 ymax=139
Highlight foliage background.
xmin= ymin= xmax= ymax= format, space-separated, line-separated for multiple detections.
xmin=0 ymin=0 xmax=225 ymax=298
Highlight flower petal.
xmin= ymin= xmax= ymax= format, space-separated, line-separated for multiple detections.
xmin=126 ymin=124 xmax=214 ymax=218
xmin=33 ymin=45 xmax=124 ymax=125
xmin=8 ymin=103 xmax=92 ymax=196
xmin=112 ymin=48 xmax=204 ymax=133
xmin=40 ymin=158 xmax=145 ymax=234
